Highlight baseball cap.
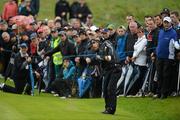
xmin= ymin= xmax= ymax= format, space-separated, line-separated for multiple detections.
xmin=12 ymin=24 xmax=18 ymax=30
xmin=20 ymin=43 xmax=28 ymax=48
xmin=161 ymin=8 xmax=170 ymax=15
xmin=163 ymin=16 xmax=172 ymax=23
xmin=0 ymin=20 xmax=7 ymax=25
xmin=20 ymin=31 xmax=28 ymax=36
xmin=58 ymin=31 xmax=66 ymax=36
xmin=51 ymin=28 xmax=58 ymax=33
xmin=30 ymin=33 xmax=37 ymax=40
xmin=102 ymin=28 xmax=109 ymax=33
xmin=107 ymin=24 xmax=115 ymax=30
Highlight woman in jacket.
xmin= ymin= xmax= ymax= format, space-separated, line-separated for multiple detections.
xmin=130 ymin=26 xmax=147 ymax=95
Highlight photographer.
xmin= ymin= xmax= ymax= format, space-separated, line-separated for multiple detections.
xmin=0 ymin=43 xmax=33 ymax=94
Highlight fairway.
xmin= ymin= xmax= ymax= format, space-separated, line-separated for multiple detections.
xmin=0 ymin=81 xmax=180 ymax=120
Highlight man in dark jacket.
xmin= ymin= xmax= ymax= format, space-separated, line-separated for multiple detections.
xmin=45 ymin=31 xmax=76 ymax=61
xmin=76 ymin=0 xmax=92 ymax=23
xmin=97 ymin=32 xmax=121 ymax=115
xmin=0 ymin=32 xmax=13 ymax=76
xmin=70 ymin=0 xmax=80 ymax=19
xmin=31 ymin=0 xmax=40 ymax=17
xmin=19 ymin=0 xmax=36 ymax=16
xmin=125 ymin=21 xmax=138 ymax=64
xmin=156 ymin=17 xmax=180 ymax=99
xmin=0 ymin=43 xmax=31 ymax=94
xmin=55 ymin=0 xmax=70 ymax=21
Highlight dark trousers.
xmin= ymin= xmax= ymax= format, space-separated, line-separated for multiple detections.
xmin=156 ymin=59 xmax=175 ymax=96
xmin=103 ymin=67 xmax=121 ymax=113
xmin=91 ymin=76 xmax=102 ymax=98
xmin=129 ymin=65 xmax=147 ymax=95
xmin=3 ymin=78 xmax=31 ymax=94
xmin=50 ymin=79 xmax=72 ymax=97
xmin=171 ymin=61 xmax=178 ymax=93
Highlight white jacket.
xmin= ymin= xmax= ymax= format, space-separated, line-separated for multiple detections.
xmin=133 ymin=35 xmax=147 ymax=66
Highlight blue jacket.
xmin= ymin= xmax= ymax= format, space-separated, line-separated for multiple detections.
xmin=116 ymin=34 xmax=127 ymax=61
xmin=156 ymin=27 xmax=178 ymax=59
xmin=63 ymin=61 xmax=76 ymax=80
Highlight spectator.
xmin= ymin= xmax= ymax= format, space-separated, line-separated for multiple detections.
xmin=30 ymin=0 xmax=40 ymax=17
xmin=107 ymin=24 xmax=117 ymax=48
xmin=50 ymin=28 xmax=63 ymax=80
xmin=131 ymin=26 xmax=147 ymax=95
xmin=154 ymin=14 xmax=163 ymax=29
xmin=126 ymin=15 xmax=135 ymax=25
xmin=84 ymin=14 xmax=94 ymax=28
xmin=0 ymin=43 xmax=32 ymax=94
xmin=156 ymin=17 xmax=180 ymax=99
xmin=19 ymin=0 xmax=36 ymax=16
xmin=125 ymin=21 xmax=138 ymax=64
xmin=116 ymin=25 xmax=127 ymax=62
xmin=55 ymin=0 xmax=70 ymax=21
xmin=71 ymin=18 xmax=81 ymax=30
xmin=0 ymin=32 xmax=13 ymax=76
xmin=45 ymin=31 xmax=76 ymax=61
xmin=2 ymin=0 xmax=18 ymax=21
xmin=146 ymin=19 xmax=159 ymax=60
xmin=70 ymin=0 xmax=80 ymax=19
xmin=77 ymin=0 xmax=92 ymax=23
xmin=50 ymin=59 xmax=76 ymax=98
xmin=170 ymin=11 xmax=180 ymax=30
xmin=160 ymin=8 xmax=170 ymax=19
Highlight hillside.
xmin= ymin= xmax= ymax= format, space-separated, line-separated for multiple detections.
xmin=0 ymin=0 xmax=180 ymax=26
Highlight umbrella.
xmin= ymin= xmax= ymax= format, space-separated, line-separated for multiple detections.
xmin=123 ymin=64 xmax=134 ymax=96
xmin=116 ymin=65 xmax=128 ymax=95
xmin=29 ymin=64 xmax=35 ymax=96
xmin=177 ymin=62 xmax=180 ymax=95
xmin=10 ymin=15 xmax=34 ymax=26
xmin=140 ymin=62 xmax=153 ymax=95
xmin=77 ymin=67 xmax=92 ymax=98
xmin=125 ymin=65 xmax=140 ymax=96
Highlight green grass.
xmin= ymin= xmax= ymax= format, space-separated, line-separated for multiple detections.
xmin=0 ymin=0 xmax=180 ymax=25
xmin=0 ymin=79 xmax=180 ymax=120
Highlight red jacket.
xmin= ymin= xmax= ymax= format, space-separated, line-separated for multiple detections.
xmin=2 ymin=1 xmax=18 ymax=20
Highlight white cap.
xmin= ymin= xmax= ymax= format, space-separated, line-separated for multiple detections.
xmin=12 ymin=24 xmax=17 ymax=30
xmin=163 ymin=17 xmax=172 ymax=23
xmin=90 ymin=26 xmax=98 ymax=31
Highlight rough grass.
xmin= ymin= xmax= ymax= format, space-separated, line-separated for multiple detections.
xmin=0 ymin=0 xmax=180 ymax=25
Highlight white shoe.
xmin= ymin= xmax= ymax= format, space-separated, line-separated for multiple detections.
xmin=0 ymin=83 xmax=5 ymax=89
xmin=0 ymin=74 xmax=4 ymax=79
xmin=117 ymin=94 xmax=124 ymax=98
xmin=51 ymin=91 xmax=55 ymax=94
xmin=170 ymin=92 xmax=177 ymax=97
xmin=41 ymin=89 xmax=45 ymax=92
xmin=60 ymin=96 xmax=66 ymax=99
xmin=53 ymin=94 xmax=59 ymax=97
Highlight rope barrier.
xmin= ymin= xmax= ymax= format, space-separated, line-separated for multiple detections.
xmin=1 ymin=47 xmax=156 ymax=60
